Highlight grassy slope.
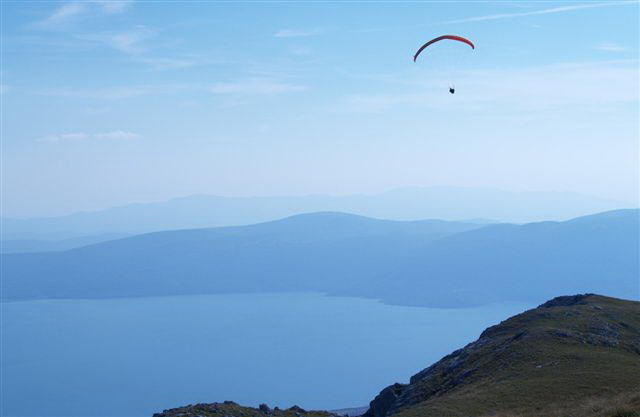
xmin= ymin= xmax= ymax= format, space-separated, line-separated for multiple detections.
xmin=383 ymin=295 xmax=640 ymax=417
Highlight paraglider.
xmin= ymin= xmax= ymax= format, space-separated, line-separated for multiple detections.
xmin=413 ymin=35 xmax=475 ymax=62
xmin=413 ymin=35 xmax=474 ymax=94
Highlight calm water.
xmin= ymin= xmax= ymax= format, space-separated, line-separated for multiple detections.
xmin=1 ymin=293 xmax=531 ymax=417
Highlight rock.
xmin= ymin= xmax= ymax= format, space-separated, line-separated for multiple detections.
xmin=539 ymin=294 xmax=594 ymax=308
xmin=288 ymin=406 xmax=307 ymax=413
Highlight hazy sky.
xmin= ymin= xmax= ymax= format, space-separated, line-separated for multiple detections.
xmin=1 ymin=0 xmax=638 ymax=217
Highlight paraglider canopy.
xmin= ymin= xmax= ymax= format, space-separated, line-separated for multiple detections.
xmin=413 ymin=35 xmax=475 ymax=62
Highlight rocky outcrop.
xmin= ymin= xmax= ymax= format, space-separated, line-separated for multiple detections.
xmin=153 ymin=402 xmax=336 ymax=417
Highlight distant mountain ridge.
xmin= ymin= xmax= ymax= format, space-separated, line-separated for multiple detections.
xmin=1 ymin=187 xmax=630 ymax=239
xmin=0 ymin=233 xmax=130 ymax=254
xmin=2 ymin=210 xmax=637 ymax=307
xmin=0 ymin=213 xmax=483 ymax=303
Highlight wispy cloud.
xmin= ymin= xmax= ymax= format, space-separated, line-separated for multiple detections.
xmin=93 ymin=0 xmax=131 ymax=14
xmin=351 ymin=2 xmax=631 ymax=34
xmin=105 ymin=26 xmax=155 ymax=54
xmin=442 ymin=1 xmax=635 ymax=24
xmin=38 ymin=132 xmax=88 ymax=142
xmin=38 ymin=130 xmax=140 ymax=143
xmin=31 ymin=1 xmax=207 ymax=72
xmin=79 ymin=26 xmax=156 ymax=55
xmin=340 ymin=94 xmax=419 ymax=113
xmin=38 ymin=87 xmax=150 ymax=100
xmin=42 ymin=2 xmax=87 ymax=26
xmin=210 ymin=78 xmax=307 ymax=95
xmin=36 ymin=80 xmax=305 ymax=101
xmin=595 ymin=42 xmax=627 ymax=52
xmin=36 ymin=84 xmax=194 ymax=100
xmin=274 ymin=29 xmax=320 ymax=38
xmin=132 ymin=54 xmax=228 ymax=71
xmin=34 ymin=0 xmax=132 ymax=29
xmin=289 ymin=46 xmax=313 ymax=56
xmin=134 ymin=57 xmax=198 ymax=70
xmin=93 ymin=130 xmax=141 ymax=140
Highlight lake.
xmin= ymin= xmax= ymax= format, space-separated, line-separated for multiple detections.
xmin=1 ymin=293 xmax=532 ymax=417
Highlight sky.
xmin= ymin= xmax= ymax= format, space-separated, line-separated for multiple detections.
xmin=1 ymin=0 xmax=639 ymax=217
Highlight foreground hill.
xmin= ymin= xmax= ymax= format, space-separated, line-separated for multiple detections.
xmin=1 ymin=186 xmax=628 ymax=239
xmin=365 ymin=294 xmax=640 ymax=417
xmin=2 ymin=210 xmax=638 ymax=307
xmin=154 ymin=294 xmax=640 ymax=417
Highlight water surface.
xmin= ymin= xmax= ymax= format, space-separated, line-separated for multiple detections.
xmin=2 ymin=293 xmax=532 ymax=417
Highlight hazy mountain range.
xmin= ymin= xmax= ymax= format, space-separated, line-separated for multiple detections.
xmin=0 ymin=233 xmax=130 ymax=254
xmin=356 ymin=208 xmax=639 ymax=306
xmin=1 ymin=187 xmax=632 ymax=240
xmin=2 ymin=209 xmax=637 ymax=307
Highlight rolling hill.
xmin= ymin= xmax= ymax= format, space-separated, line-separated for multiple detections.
xmin=363 ymin=209 xmax=639 ymax=306
xmin=1 ymin=210 xmax=638 ymax=307
xmin=0 ymin=213 xmax=482 ymax=302
xmin=0 ymin=233 xmax=129 ymax=254
xmin=1 ymin=186 xmax=629 ymax=239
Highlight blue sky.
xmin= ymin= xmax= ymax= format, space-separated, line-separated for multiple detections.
xmin=1 ymin=0 xmax=638 ymax=217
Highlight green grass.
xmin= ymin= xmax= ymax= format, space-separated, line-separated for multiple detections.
xmin=389 ymin=295 xmax=640 ymax=417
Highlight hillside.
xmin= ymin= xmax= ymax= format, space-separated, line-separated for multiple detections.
xmin=153 ymin=294 xmax=640 ymax=417
xmin=364 ymin=209 xmax=639 ymax=306
xmin=0 ymin=233 xmax=129 ymax=254
xmin=0 ymin=212 xmax=482 ymax=302
xmin=2 ymin=210 xmax=638 ymax=307
xmin=365 ymin=294 xmax=640 ymax=417
xmin=1 ymin=187 xmax=628 ymax=239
